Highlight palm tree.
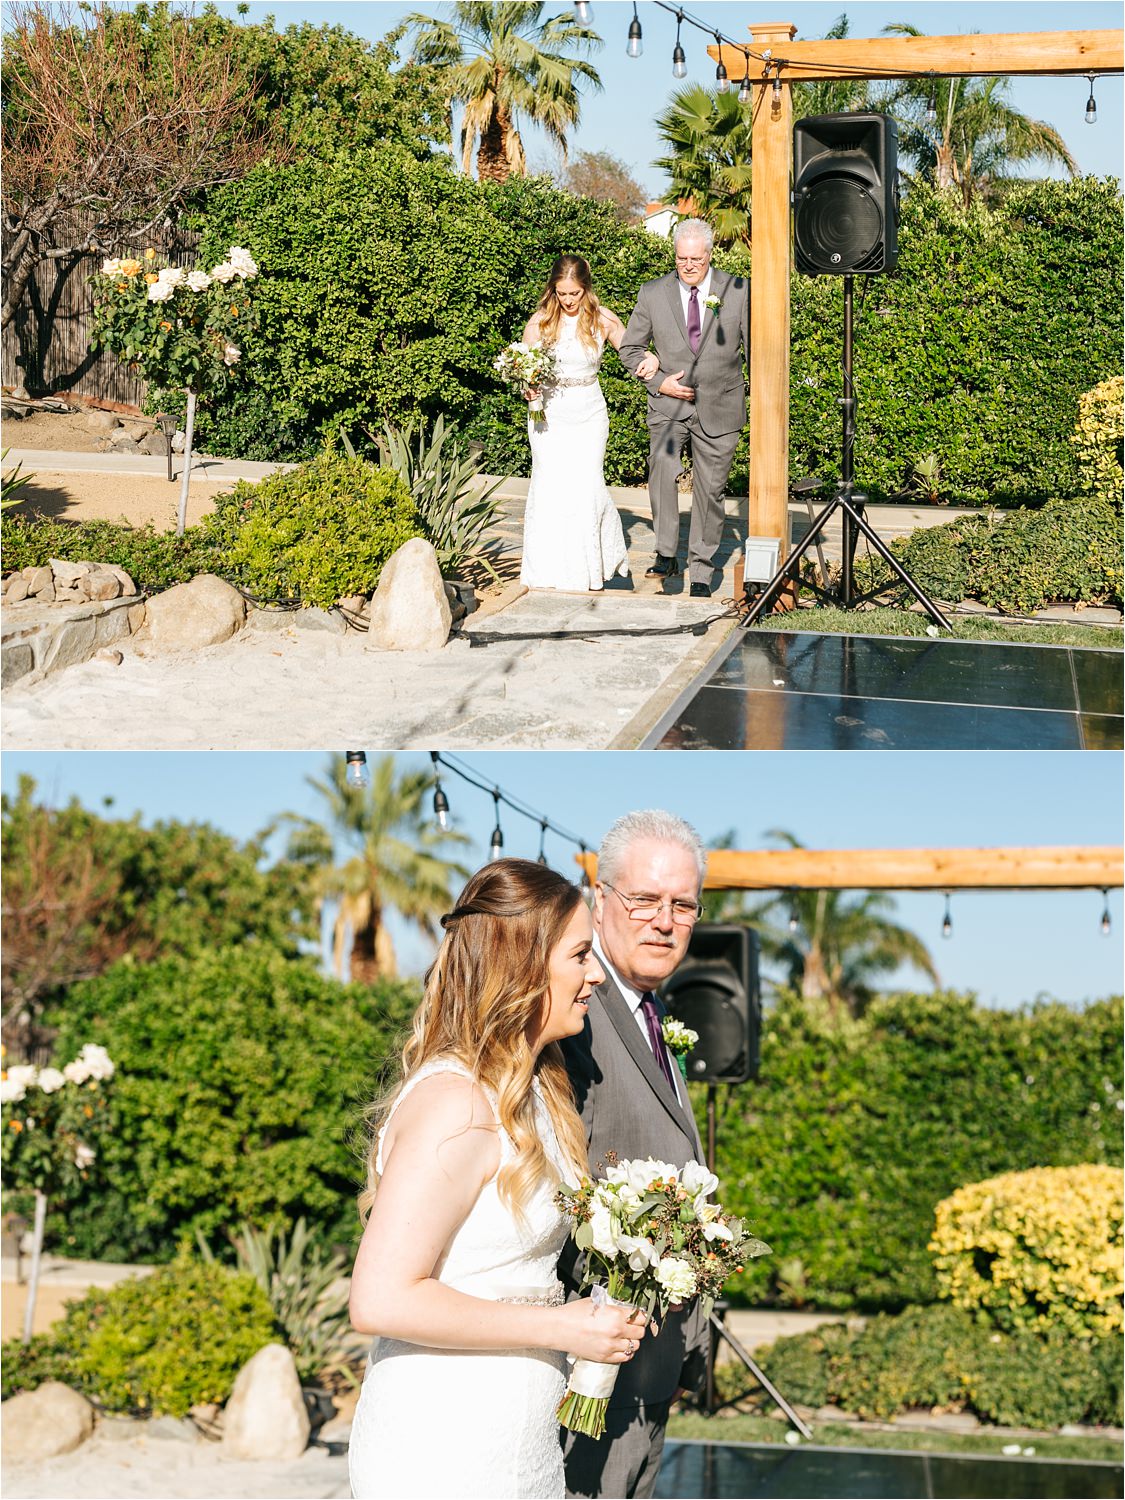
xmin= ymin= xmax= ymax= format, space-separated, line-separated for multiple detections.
xmin=881 ymin=25 xmax=1076 ymax=207
xmin=703 ymin=830 xmax=938 ymax=1018
xmin=405 ymin=2 xmax=602 ymax=183
xmin=269 ymin=756 xmax=471 ymax=985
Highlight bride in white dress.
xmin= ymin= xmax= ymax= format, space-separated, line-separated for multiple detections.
xmin=347 ymin=859 xmax=648 ymax=1500
xmin=519 ymin=256 xmax=658 ymax=592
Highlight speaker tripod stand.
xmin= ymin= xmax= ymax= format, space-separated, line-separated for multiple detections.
xmin=741 ymin=275 xmax=952 ymax=633
xmin=697 ymin=1085 xmax=813 ymax=1437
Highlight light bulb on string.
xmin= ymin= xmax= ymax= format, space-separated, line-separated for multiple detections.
xmin=626 ymin=2 xmax=642 ymax=58
xmin=537 ymin=819 xmax=549 ymax=867
xmin=941 ymin=893 xmax=953 ymax=940
xmin=788 ymin=903 xmax=799 ymax=934
xmin=1085 ymin=74 xmax=1098 ymax=124
xmin=429 ymin=751 xmax=449 ymax=828
xmin=672 ymin=10 xmax=687 ymax=79
xmin=714 ymin=33 xmax=728 ymax=93
xmin=770 ymin=69 xmax=782 ymax=118
xmin=737 ymin=54 xmax=752 ymax=104
xmin=1100 ymin=890 xmax=1112 ymax=937
xmin=926 ymin=73 xmax=937 ymax=122
xmin=579 ymin=844 xmax=592 ymax=894
xmin=575 ymin=0 xmax=593 ymax=24
xmin=489 ymin=790 xmax=504 ymax=862
xmin=344 ymin=751 xmax=369 ymax=789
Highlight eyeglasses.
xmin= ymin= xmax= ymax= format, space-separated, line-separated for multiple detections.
xmin=675 ymin=255 xmax=709 ymax=266
xmin=602 ymin=882 xmax=703 ymax=925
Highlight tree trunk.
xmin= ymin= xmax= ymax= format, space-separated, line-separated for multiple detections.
xmin=350 ymin=920 xmax=397 ymax=985
xmin=934 ymin=142 xmax=956 ymax=192
xmin=476 ymin=108 xmax=511 ymax=184
xmin=176 ymin=388 xmax=198 ymax=537
xmin=22 ymin=1190 xmax=47 ymax=1345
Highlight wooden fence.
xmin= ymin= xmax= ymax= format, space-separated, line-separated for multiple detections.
xmin=2 ymin=229 xmax=201 ymax=407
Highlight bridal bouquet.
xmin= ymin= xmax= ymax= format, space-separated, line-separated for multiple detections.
xmin=493 ymin=341 xmax=557 ymax=422
xmin=554 ymin=1156 xmax=769 ymax=1437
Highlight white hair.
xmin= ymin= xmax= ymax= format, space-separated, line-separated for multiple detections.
xmin=673 ymin=217 xmax=714 ymax=251
xmin=597 ymin=809 xmax=707 ymax=890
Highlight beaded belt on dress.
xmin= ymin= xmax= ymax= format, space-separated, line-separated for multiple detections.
xmin=495 ymin=1281 xmax=566 ymax=1307
xmin=550 ymin=373 xmax=600 ymax=389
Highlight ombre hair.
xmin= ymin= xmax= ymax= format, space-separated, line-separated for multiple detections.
xmin=359 ymin=858 xmax=589 ymax=1223
xmin=534 ymin=255 xmax=605 ymax=355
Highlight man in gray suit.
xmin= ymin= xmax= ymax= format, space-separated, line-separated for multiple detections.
xmin=559 ymin=809 xmax=709 ymax=1499
xmin=619 ymin=218 xmax=750 ymax=598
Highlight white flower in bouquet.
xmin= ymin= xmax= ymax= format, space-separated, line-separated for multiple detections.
xmin=185 ymin=269 xmax=212 ymax=292
xmin=36 ymin=1068 xmax=67 ymax=1094
xmin=555 ymin=1154 xmax=770 ymax=1439
xmin=493 ymin=340 xmax=557 ymax=423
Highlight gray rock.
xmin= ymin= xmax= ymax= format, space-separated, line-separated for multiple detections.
xmin=97 ymin=1414 xmax=143 ymax=1442
xmin=139 ymin=431 xmax=169 ymax=457
xmin=317 ymin=1414 xmax=352 ymax=1445
xmin=1 ymin=1381 xmax=95 ymax=1460
xmin=145 ymin=1414 xmax=200 ymax=1442
xmin=1 ymin=641 xmax=34 ymax=687
xmin=6 ymin=576 xmax=29 ymax=602
xmin=137 ymin=574 xmax=246 ymax=653
xmin=295 ymin=607 xmax=347 ymax=635
xmin=34 ymin=579 xmax=57 ymax=603
xmin=99 ymin=563 xmax=138 ymax=597
xmin=221 ymin=1344 xmax=310 ymax=1462
xmin=367 ymin=538 xmax=452 ymax=652
xmin=50 ymin=558 xmax=92 ymax=587
xmin=40 ymin=615 xmax=98 ymax=674
xmin=85 ymin=409 xmax=121 ymax=435
xmin=87 ymin=569 xmax=123 ymax=601
xmin=172 ymin=430 xmax=187 ymax=454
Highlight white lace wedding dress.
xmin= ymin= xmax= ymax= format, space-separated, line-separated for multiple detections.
xmin=520 ymin=314 xmax=630 ymax=592
xmin=348 ymin=1059 xmax=573 ymax=1500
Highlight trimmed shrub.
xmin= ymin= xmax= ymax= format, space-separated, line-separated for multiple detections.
xmin=46 ymin=947 xmax=418 ymax=1263
xmin=706 ymin=991 xmax=1123 ymax=1310
xmin=756 ymin=1305 xmax=1124 ymax=1428
xmin=198 ymin=450 xmax=422 ymax=606
xmin=0 ymin=515 xmax=217 ymax=592
xmin=930 ymin=1164 xmax=1124 ymax=1339
xmin=0 ymin=1333 xmax=71 ymax=1402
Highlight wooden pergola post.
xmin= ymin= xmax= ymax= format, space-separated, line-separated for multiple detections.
xmin=710 ymin=26 xmax=1125 ymax=566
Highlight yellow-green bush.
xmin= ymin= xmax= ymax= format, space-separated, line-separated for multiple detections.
xmin=930 ymin=1164 xmax=1124 ymax=1339
xmin=1073 ymin=376 xmax=1125 ymax=503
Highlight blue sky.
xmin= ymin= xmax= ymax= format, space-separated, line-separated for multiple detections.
xmin=4 ymin=750 xmax=1121 ymax=1008
xmin=218 ymin=0 xmax=1124 ymax=197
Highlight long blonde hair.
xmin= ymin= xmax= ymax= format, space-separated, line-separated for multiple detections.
xmin=534 ymin=255 xmax=605 ymax=355
xmin=360 ymin=859 xmax=589 ymax=1222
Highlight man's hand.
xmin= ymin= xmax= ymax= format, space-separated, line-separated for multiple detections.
xmin=658 ymin=370 xmax=694 ymax=401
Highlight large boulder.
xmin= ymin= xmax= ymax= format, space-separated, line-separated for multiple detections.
xmin=2 ymin=1382 xmax=95 ymax=1461
xmin=137 ymin=574 xmax=246 ymax=653
xmin=220 ymin=1344 xmax=309 ymax=1462
xmin=367 ymin=538 xmax=452 ymax=652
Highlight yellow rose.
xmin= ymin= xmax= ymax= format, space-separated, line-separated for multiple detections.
xmin=120 ymin=259 xmax=142 ymax=276
xmin=145 ymin=273 xmax=159 ymax=284
xmin=144 ymin=247 xmax=156 ymax=259
xmin=116 ymin=282 xmax=128 ymax=292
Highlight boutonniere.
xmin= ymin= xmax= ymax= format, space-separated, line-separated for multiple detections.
xmin=703 ymin=294 xmax=722 ymax=318
xmin=662 ymin=1017 xmax=699 ymax=1079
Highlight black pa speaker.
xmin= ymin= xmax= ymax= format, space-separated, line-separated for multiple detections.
xmin=793 ymin=112 xmax=899 ymax=276
xmin=660 ymin=924 xmax=760 ymax=1085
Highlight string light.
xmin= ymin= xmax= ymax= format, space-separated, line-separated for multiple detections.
xmin=771 ymin=67 xmax=783 ymax=117
xmin=714 ymin=31 xmax=728 ymax=92
xmin=537 ymin=819 xmax=549 ymax=866
xmin=672 ymin=9 xmax=687 ymax=79
xmin=1100 ymin=889 xmax=1112 ymax=937
xmin=575 ymin=0 xmax=593 ymax=23
xmin=737 ymin=52 xmax=753 ymax=104
xmin=941 ymin=893 xmax=953 ymax=940
xmin=926 ymin=72 xmax=937 ymax=121
xmin=344 ymin=751 xmax=369 ymax=789
xmin=1085 ymin=74 xmax=1098 ymax=124
xmin=579 ymin=845 xmax=592 ymax=893
xmin=788 ymin=899 xmax=800 ymax=934
xmin=489 ymin=790 xmax=504 ymax=862
xmin=626 ymin=2 xmax=643 ymax=58
xmin=429 ymin=751 xmax=449 ymax=829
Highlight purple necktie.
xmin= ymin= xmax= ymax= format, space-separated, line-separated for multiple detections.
xmin=640 ymin=992 xmax=678 ymax=1095
xmin=686 ymin=286 xmax=701 ymax=354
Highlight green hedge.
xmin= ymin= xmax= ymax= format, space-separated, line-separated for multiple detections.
xmin=0 ymin=515 xmax=216 ymax=593
xmin=756 ymin=1304 xmax=1124 ymax=1428
xmin=698 ymin=991 xmax=1123 ymax=1310
xmin=46 ymin=948 xmax=417 ymax=1263
xmin=185 ymin=150 xmax=1120 ymax=504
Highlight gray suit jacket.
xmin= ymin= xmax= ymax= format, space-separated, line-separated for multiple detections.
xmin=619 ymin=268 xmax=750 ymax=437
xmin=559 ymin=976 xmax=709 ymax=1409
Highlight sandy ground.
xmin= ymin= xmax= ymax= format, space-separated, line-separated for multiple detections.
xmin=9 ymin=469 xmax=229 ymax=530
xmin=2 ymin=1432 xmax=351 ymax=1500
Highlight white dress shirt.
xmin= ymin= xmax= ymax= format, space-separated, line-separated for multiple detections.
xmin=676 ymin=268 xmax=713 ymax=329
xmin=593 ymin=936 xmax=684 ymax=1106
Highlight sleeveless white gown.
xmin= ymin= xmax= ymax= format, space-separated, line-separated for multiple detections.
xmin=520 ymin=315 xmax=630 ymax=592
xmin=348 ymin=1060 xmax=573 ymax=1499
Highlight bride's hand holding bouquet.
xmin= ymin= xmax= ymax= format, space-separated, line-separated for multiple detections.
xmin=494 ymin=341 xmax=558 ymax=423
xmin=555 ymin=1156 xmax=769 ymax=1438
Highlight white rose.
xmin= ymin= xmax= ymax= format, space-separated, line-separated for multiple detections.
xmin=7 ymin=1065 xmax=38 ymax=1091
xmin=63 ymin=1060 xmax=89 ymax=1085
xmin=74 ymin=1143 xmax=97 ymax=1170
xmin=681 ymin=1161 xmax=718 ymax=1198
xmin=0 ymin=1078 xmax=27 ymax=1105
xmin=185 ymin=269 xmax=212 ymax=291
xmin=655 ymin=1256 xmax=697 ymax=1301
xmin=589 ymin=1204 xmax=620 ymax=1257
xmin=223 ymin=343 xmax=241 ymax=366
xmin=209 ymin=261 xmax=238 ymax=284
xmin=147 ymin=280 xmax=175 ymax=303
xmin=157 ymin=266 xmax=186 ymax=288
xmin=36 ymin=1068 xmax=66 ymax=1094
xmin=77 ymin=1044 xmax=114 ymax=1082
xmin=623 ymin=1158 xmax=677 ymax=1193
xmin=227 ymin=246 xmax=258 ymax=279
xmin=617 ymin=1234 xmax=660 ymax=1273
xmin=101 ymin=258 xmax=124 ymax=276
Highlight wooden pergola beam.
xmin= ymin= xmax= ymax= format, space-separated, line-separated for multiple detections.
xmin=715 ymin=29 xmax=1124 ymax=80
xmin=576 ymin=846 xmax=1124 ymax=892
